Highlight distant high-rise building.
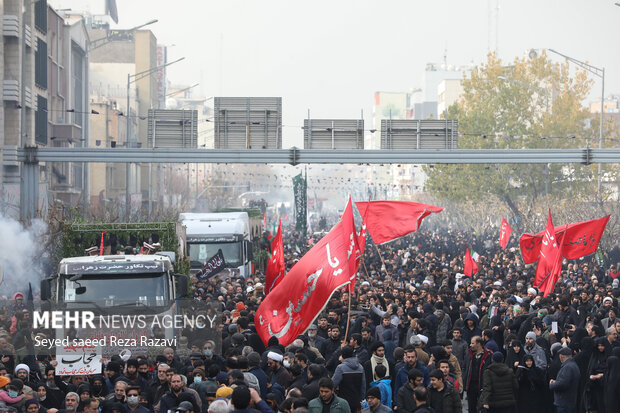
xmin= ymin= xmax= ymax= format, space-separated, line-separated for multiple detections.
xmin=437 ymin=79 xmax=465 ymax=115
xmin=414 ymin=63 xmax=471 ymax=119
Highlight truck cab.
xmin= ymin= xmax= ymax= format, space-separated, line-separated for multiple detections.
xmin=180 ymin=212 xmax=254 ymax=278
xmin=40 ymin=255 xmax=188 ymax=353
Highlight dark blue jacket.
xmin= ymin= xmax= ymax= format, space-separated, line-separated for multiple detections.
xmin=393 ymin=361 xmax=430 ymax=406
xmin=249 ymin=366 xmax=269 ymax=399
xmin=549 ymin=358 xmax=580 ymax=408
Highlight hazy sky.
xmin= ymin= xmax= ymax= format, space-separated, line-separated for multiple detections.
xmin=52 ymin=0 xmax=620 ymax=147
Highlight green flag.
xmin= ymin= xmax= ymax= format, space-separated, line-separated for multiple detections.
xmin=293 ymin=172 xmax=307 ymax=236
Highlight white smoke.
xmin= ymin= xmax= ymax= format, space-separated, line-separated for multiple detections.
xmin=0 ymin=215 xmax=49 ymax=299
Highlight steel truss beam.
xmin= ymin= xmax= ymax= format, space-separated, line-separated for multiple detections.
xmin=4 ymin=147 xmax=620 ymax=164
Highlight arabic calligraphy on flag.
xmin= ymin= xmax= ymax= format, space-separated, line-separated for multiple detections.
xmin=196 ymin=249 xmax=226 ymax=280
xmin=520 ymin=216 xmax=610 ymax=263
xmin=254 ymin=209 xmax=355 ymax=347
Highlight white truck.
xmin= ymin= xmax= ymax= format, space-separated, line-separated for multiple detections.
xmin=39 ymin=254 xmax=189 ymax=358
xmin=179 ymin=212 xmax=256 ymax=278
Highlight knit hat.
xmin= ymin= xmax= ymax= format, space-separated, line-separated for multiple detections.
xmin=366 ymin=387 xmax=381 ymax=399
xmin=215 ymin=386 xmax=233 ymax=398
xmin=525 ymin=332 xmax=537 ymax=341
xmin=216 ymin=372 xmax=229 ymax=385
xmin=492 ymin=352 xmax=504 ymax=363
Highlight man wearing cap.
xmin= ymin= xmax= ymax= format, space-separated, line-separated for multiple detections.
xmin=307 ymin=324 xmax=326 ymax=353
xmin=247 ymin=352 xmax=269 ymax=398
xmin=549 ymin=348 xmax=580 ymax=413
xmin=266 ymin=351 xmax=292 ymax=388
xmin=174 ymin=401 xmax=194 ymax=413
xmin=524 ymin=331 xmax=547 ymax=370
xmin=361 ymin=387 xmax=390 ymax=413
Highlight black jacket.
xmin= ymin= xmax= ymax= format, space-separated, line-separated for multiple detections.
xmin=396 ymin=383 xmax=416 ymax=413
xmin=428 ymin=381 xmax=462 ymax=413
xmin=478 ymin=362 xmax=518 ymax=408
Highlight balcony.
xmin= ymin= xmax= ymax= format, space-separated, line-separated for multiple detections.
xmin=2 ymin=80 xmax=19 ymax=101
xmin=3 ymin=15 xmax=19 ymax=37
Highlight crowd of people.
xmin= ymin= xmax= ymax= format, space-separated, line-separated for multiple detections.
xmin=0 ymin=223 xmax=619 ymax=413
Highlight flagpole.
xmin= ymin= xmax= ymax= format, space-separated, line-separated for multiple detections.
xmin=344 ymin=288 xmax=352 ymax=341
xmin=374 ymin=242 xmax=388 ymax=273
xmin=361 ymin=258 xmax=377 ymax=291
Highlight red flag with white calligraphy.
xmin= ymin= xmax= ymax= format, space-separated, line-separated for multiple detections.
xmin=254 ymin=210 xmax=355 ymax=346
xmin=265 ymin=219 xmax=285 ymax=295
xmin=520 ymin=216 xmax=609 ymax=264
xmin=499 ymin=217 xmax=513 ymax=250
xmin=533 ymin=210 xmax=563 ymax=291
xmin=351 ymin=216 xmax=368 ymax=293
xmin=355 ymin=201 xmax=443 ymax=244
xmin=463 ymin=248 xmax=478 ymax=277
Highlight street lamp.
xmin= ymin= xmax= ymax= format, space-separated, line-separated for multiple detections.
xmin=124 ymin=57 xmax=185 ymax=219
xmin=548 ymin=49 xmax=605 ymax=200
xmin=165 ymin=83 xmax=199 ymax=99
xmin=89 ymin=19 xmax=158 ymax=52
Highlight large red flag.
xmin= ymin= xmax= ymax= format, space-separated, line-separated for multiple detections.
xmin=541 ymin=234 xmax=564 ymax=297
xmin=534 ymin=210 xmax=562 ymax=290
xmin=520 ymin=216 xmax=610 ymax=264
xmin=355 ymin=201 xmax=443 ymax=244
xmin=265 ymin=219 xmax=285 ymax=295
xmin=254 ymin=210 xmax=355 ymax=346
xmin=463 ymin=248 xmax=478 ymax=277
xmin=499 ymin=217 xmax=513 ymax=250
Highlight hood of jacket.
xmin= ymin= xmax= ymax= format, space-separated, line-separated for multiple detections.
xmin=465 ymin=313 xmax=479 ymax=326
xmin=343 ymin=357 xmax=362 ymax=370
xmin=488 ymin=362 xmax=512 ymax=376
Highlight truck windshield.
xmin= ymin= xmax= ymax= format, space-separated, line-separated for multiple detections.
xmin=60 ymin=273 xmax=170 ymax=307
xmin=188 ymin=242 xmax=242 ymax=268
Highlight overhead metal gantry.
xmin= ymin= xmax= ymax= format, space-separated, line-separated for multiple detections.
xmin=4 ymin=146 xmax=620 ymax=164
xmin=4 ymin=146 xmax=619 ymax=220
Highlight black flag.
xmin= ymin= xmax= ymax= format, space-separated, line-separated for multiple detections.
xmin=197 ymin=249 xmax=226 ymax=280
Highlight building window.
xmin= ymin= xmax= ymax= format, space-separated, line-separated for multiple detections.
xmin=72 ymin=43 xmax=84 ymax=128
xmin=35 ymin=38 xmax=47 ymax=89
xmin=35 ymin=95 xmax=48 ymax=145
xmin=35 ymin=0 xmax=47 ymax=33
